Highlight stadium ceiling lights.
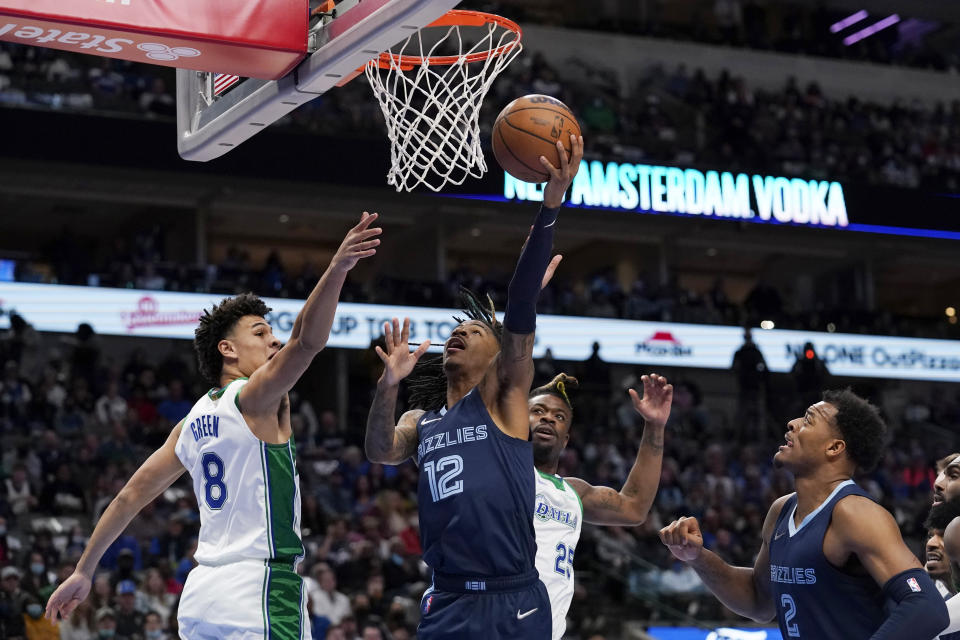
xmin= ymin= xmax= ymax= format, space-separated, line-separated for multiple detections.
xmin=842 ymin=14 xmax=901 ymax=46
xmin=829 ymin=10 xmax=868 ymax=33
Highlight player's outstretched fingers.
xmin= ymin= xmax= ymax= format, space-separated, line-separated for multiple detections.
xmin=392 ymin=318 xmax=402 ymax=347
xmin=382 ymin=321 xmax=394 ymax=352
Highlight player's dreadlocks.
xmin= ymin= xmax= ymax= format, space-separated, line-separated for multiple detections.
xmin=530 ymin=373 xmax=578 ymax=416
xmin=452 ymin=286 xmax=502 ymax=341
xmin=407 ymin=288 xmax=502 ymax=411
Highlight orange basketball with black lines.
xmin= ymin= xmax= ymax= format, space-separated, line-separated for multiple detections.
xmin=492 ymin=94 xmax=582 ymax=183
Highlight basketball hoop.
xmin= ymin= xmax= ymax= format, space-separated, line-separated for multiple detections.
xmin=364 ymin=10 xmax=522 ymax=192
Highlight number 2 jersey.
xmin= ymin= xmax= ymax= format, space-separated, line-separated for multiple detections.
xmin=174 ymin=378 xmax=305 ymax=567
xmin=533 ymin=471 xmax=583 ymax=640
xmin=768 ymin=480 xmax=884 ymax=639
xmin=416 ymin=388 xmax=538 ymax=578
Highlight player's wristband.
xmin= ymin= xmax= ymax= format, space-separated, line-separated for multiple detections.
xmin=870 ymin=568 xmax=948 ymax=640
xmin=503 ymin=204 xmax=559 ymax=334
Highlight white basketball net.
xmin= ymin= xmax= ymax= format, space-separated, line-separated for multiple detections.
xmin=365 ymin=15 xmax=522 ymax=192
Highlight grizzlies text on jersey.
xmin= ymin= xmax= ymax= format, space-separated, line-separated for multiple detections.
xmin=769 ymin=480 xmax=884 ymax=639
xmin=415 ymin=388 xmax=551 ymax=640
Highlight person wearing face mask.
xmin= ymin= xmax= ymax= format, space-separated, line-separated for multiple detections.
xmin=142 ymin=611 xmax=169 ymax=640
xmin=22 ymin=593 xmax=58 ymax=640
xmin=22 ymin=552 xmax=52 ymax=597
xmin=94 ymin=607 xmax=121 ymax=640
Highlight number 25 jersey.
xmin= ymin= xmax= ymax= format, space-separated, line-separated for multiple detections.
xmin=174 ymin=378 xmax=305 ymax=567
xmin=416 ymin=388 xmax=537 ymax=577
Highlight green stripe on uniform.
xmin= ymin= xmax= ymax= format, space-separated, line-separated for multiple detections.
xmin=261 ymin=562 xmax=270 ymax=639
xmin=265 ymin=564 xmax=303 ymax=640
xmin=264 ymin=442 xmax=305 ymax=563
xmin=260 ymin=445 xmax=275 ymax=558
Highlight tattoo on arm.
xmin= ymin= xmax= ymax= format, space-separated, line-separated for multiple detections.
xmin=641 ymin=430 xmax=664 ymax=454
xmin=394 ymin=423 xmax=419 ymax=462
xmin=365 ymin=385 xmax=416 ymax=464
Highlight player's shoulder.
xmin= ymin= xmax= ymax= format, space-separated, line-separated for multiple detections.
xmin=832 ymin=492 xmax=887 ymax=523
xmin=767 ymin=493 xmax=795 ymax=518
xmin=399 ymin=409 xmax=426 ymax=428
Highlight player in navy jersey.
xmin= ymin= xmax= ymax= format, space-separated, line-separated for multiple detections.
xmin=660 ymin=389 xmax=948 ymax=639
xmin=364 ymin=135 xmax=584 ymax=640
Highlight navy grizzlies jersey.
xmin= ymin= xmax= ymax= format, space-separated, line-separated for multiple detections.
xmin=769 ymin=480 xmax=884 ymax=639
xmin=416 ymin=388 xmax=537 ymax=577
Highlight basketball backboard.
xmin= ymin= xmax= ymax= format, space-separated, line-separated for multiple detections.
xmin=176 ymin=0 xmax=461 ymax=162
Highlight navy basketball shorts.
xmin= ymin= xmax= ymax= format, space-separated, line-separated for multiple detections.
xmin=418 ymin=570 xmax=552 ymax=640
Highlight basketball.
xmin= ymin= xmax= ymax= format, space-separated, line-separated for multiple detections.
xmin=492 ymin=94 xmax=582 ymax=183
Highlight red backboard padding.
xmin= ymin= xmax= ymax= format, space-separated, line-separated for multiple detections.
xmin=0 ymin=0 xmax=307 ymax=79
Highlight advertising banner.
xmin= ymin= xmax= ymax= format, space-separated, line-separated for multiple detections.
xmin=0 ymin=0 xmax=306 ymax=78
xmin=1 ymin=282 xmax=959 ymax=382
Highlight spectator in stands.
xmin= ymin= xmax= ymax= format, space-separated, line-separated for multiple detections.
xmin=308 ymin=564 xmax=352 ymax=626
xmin=1 ymin=565 xmax=28 ymax=639
xmin=94 ymin=607 xmax=120 ymax=640
xmin=731 ymin=328 xmax=768 ymax=437
xmin=95 ymin=382 xmax=129 ymax=426
xmin=114 ymin=580 xmax=144 ymax=639
xmin=140 ymin=569 xmax=174 ymax=626
xmin=22 ymin=591 xmax=57 ymax=639
xmin=142 ymin=610 xmax=169 ymax=640
xmin=155 ymin=380 xmax=191 ymax=424
xmin=4 ymin=464 xmax=36 ymax=518
xmin=57 ymin=597 xmax=94 ymax=640
xmin=790 ymin=341 xmax=830 ymax=409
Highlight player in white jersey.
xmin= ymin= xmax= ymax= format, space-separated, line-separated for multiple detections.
xmin=45 ymin=212 xmax=383 ymax=639
xmin=529 ymin=373 xmax=673 ymax=640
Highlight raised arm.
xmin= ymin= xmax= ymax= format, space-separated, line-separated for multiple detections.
xmin=46 ymin=423 xmax=186 ymax=621
xmin=365 ymin=317 xmax=430 ymax=464
xmin=659 ymin=494 xmax=789 ymax=622
xmin=241 ymin=212 xmax=381 ymax=415
xmin=566 ymin=374 xmax=672 ymax=525
xmin=829 ymin=496 xmax=948 ymax=640
xmin=483 ymin=135 xmax=584 ymax=439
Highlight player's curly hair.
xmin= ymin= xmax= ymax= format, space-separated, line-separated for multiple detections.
xmin=530 ymin=373 xmax=578 ymax=415
xmin=407 ymin=288 xmax=501 ymax=411
xmin=194 ymin=293 xmax=271 ymax=386
xmin=822 ymin=388 xmax=887 ymax=473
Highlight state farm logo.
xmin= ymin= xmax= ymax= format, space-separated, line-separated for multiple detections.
xmin=635 ymin=331 xmax=693 ymax=357
xmin=0 ymin=23 xmax=203 ymax=61
xmin=138 ymin=43 xmax=200 ymax=61
xmin=120 ymin=296 xmax=202 ymax=332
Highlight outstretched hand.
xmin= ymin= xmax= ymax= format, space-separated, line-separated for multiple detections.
xmin=375 ymin=318 xmax=430 ymax=387
xmin=330 ymin=211 xmax=382 ymax=273
xmin=628 ymin=374 xmax=673 ymax=428
xmin=45 ymin=572 xmax=91 ymax=622
xmin=540 ymin=134 xmax=584 ymax=208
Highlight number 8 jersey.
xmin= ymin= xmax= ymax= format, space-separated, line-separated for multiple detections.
xmin=174 ymin=378 xmax=305 ymax=567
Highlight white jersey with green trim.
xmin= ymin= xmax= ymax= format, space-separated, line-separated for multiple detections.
xmin=174 ymin=378 xmax=304 ymax=568
xmin=534 ymin=470 xmax=583 ymax=640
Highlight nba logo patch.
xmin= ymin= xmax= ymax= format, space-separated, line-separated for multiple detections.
xmin=907 ymin=577 xmax=921 ymax=592
xmin=423 ymin=595 xmax=433 ymax=614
